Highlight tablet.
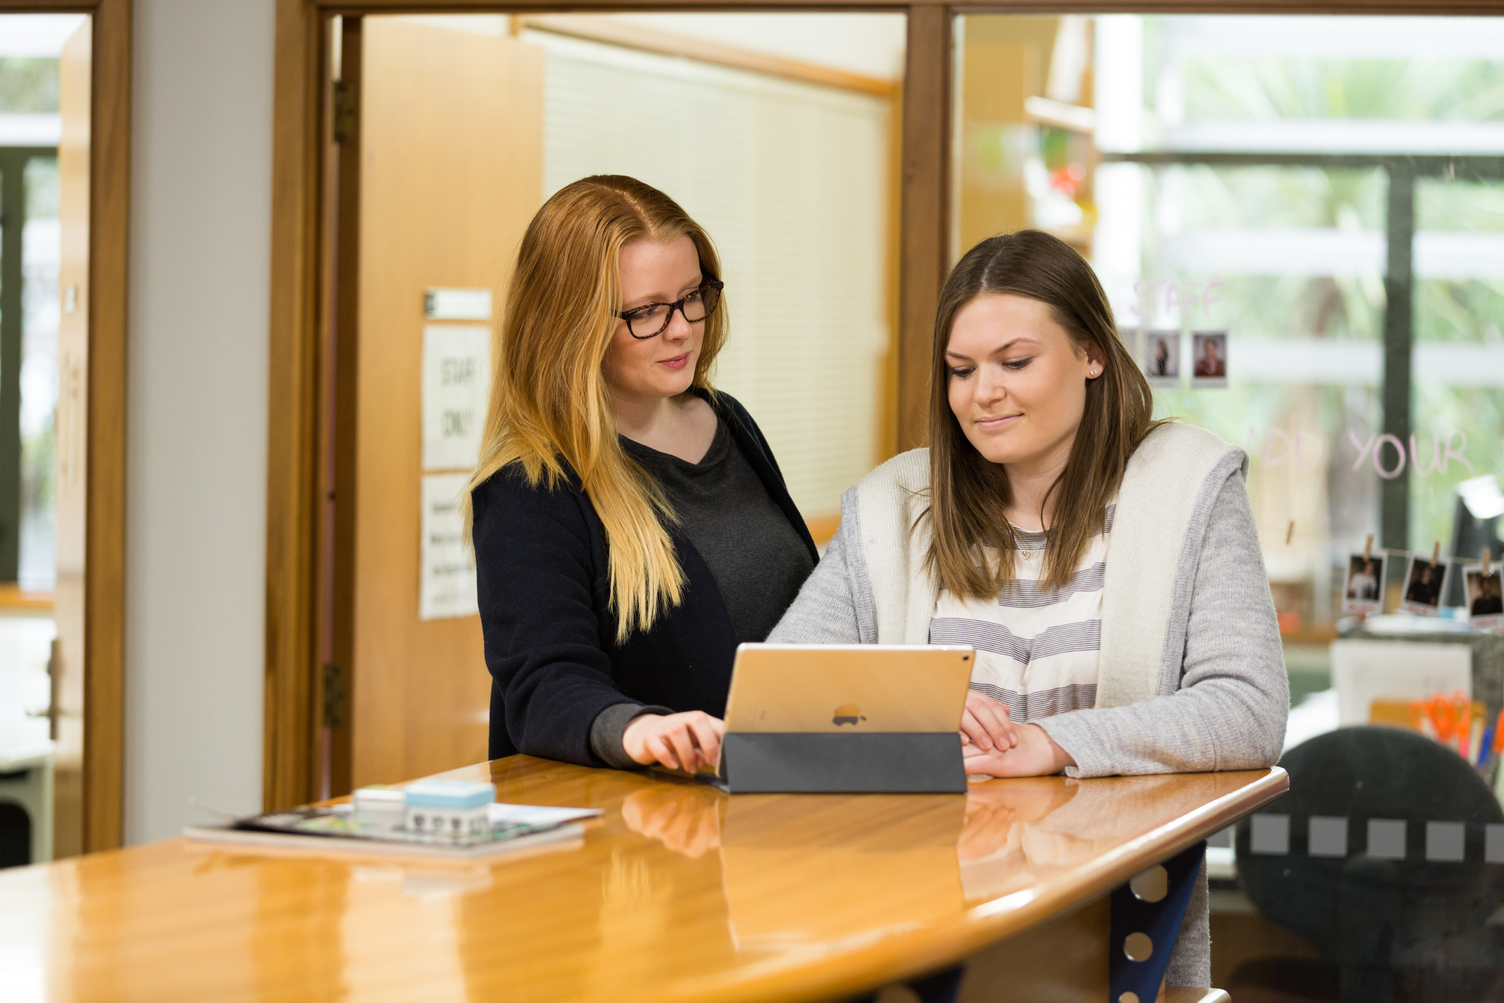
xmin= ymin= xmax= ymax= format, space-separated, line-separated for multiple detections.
xmin=715 ymin=643 xmax=975 ymax=793
xmin=723 ymin=643 xmax=975 ymax=733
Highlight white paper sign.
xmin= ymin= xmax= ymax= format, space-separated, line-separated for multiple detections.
xmin=420 ymin=473 xmax=477 ymax=620
xmin=1331 ymin=640 xmax=1471 ymax=726
xmin=422 ymin=325 xmax=491 ymax=471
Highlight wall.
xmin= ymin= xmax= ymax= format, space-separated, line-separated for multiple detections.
xmin=125 ymin=0 xmax=274 ymax=844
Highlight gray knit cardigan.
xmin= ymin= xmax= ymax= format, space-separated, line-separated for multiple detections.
xmin=767 ymin=422 xmax=1290 ymax=987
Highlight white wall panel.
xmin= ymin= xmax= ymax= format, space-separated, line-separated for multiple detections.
xmin=126 ymin=0 xmax=274 ymax=844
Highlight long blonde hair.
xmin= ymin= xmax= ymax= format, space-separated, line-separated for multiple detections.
xmin=926 ymin=230 xmax=1160 ymax=598
xmin=463 ymin=176 xmax=728 ymax=642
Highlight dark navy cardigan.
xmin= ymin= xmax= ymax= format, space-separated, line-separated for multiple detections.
xmin=471 ymin=391 xmax=818 ymax=765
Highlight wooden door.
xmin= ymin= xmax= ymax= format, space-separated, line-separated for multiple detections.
xmin=349 ymin=18 xmax=544 ymax=788
xmin=51 ymin=18 xmax=91 ymax=859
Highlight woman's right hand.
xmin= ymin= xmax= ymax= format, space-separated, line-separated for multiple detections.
xmin=622 ymin=710 xmax=725 ymax=774
xmin=960 ymin=690 xmax=1017 ymax=753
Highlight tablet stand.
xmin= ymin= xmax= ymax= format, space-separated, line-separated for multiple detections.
xmin=718 ymin=732 xmax=968 ymax=793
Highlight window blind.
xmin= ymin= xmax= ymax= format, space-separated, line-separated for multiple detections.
xmin=530 ymin=31 xmax=893 ymax=520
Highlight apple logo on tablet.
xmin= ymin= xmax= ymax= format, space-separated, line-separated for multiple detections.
xmin=833 ymin=704 xmax=867 ymax=726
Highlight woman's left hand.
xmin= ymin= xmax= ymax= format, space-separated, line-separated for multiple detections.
xmin=960 ymin=690 xmax=1017 ymax=752
xmin=962 ymin=722 xmax=1075 ymax=778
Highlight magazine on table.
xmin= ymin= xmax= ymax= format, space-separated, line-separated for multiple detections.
xmin=184 ymin=801 xmax=601 ymax=860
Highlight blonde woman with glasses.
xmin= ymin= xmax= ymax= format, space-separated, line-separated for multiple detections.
xmin=769 ymin=230 xmax=1287 ymax=990
xmin=465 ymin=176 xmax=817 ymax=776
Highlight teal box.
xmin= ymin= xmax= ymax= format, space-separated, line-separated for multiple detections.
xmin=403 ymin=780 xmax=495 ymax=809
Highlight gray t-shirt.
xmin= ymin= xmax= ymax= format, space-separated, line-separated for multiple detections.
xmin=621 ymin=418 xmax=814 ymax=643
xmin=590 ymin=418 xmax=814 ymax=768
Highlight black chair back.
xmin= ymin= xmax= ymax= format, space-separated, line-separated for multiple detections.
xmin=1236 ymin=726 xmax=1504 ymax=1002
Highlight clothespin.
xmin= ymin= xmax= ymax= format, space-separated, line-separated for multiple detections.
xmin=1364 ymin=534 xmax=1374 ymax=561
xmin=1432 ymin=540 xmax=1442 ymax=568
xmin=1286 ymin=520 xmax=1295 ymax=546
xmin=1485 ymin=548 xmax=1493 ymax=576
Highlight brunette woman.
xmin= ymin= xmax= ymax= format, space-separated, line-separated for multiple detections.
xmin=770 ymin=230 xmax=1288 ymax=989
xmin=466 ymin=176 xmax=816 ymax=775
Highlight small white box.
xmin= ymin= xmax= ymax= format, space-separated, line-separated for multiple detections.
xmin=352 ymin=786 xmax=407 ymax=831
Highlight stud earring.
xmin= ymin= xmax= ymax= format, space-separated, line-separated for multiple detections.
xmin=1089 ymin=369 xmax=1099 ymax=377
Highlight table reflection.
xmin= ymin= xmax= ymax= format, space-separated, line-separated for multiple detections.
xmin=620 ymin=784 xmax=724 ymax=859
xmin=718 ymin=793 xmax=967 ymax=951
xmin=960 ymin=773 xmax=1232 ymax=901
xmin=614 ymin=772 xmax=1240 ymax=956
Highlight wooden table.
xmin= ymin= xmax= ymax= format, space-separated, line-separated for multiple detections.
xmin=0 ymin=757 xmax=1286 ymax=1002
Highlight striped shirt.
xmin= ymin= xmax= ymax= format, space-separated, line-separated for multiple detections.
xmin=928 ymin=503 xmax=1115 ymax=724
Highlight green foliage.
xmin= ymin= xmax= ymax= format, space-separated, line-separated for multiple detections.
xmin=1180 ymin=59 xmax=1504 ymax=122
xmin=1141 ymin=166 xmax=1386 ymax=343
xmin=24 ymin=157 xmax=58 ymax=219
xmin=0 ymin=58 xmax=59 ymax=114
xmin=1418 ymin=179 xmax=1504 ymax=232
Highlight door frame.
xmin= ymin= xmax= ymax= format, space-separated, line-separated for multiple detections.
xmin=263 ymin=0 xmax=1503 ymax=812
xmin=0 ymin=0 xmax=132 ymax=852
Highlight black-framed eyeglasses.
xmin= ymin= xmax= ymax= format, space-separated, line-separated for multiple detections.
xmin=618 ymin=279 xmax=724 ymax=340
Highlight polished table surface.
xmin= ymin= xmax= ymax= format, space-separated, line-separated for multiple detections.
xmin=0 ymin=757 xmax=1287 ymax=1002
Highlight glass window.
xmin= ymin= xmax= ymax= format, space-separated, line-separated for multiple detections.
xmin=21 ymin=156 xmax=57 ymax=591
xmin=1413 ymin=175 xmax=1504 ymax=567
xmin=953 ymin=14 xmax=1504 ymax=635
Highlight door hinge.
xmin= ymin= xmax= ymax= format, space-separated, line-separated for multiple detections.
xmin=332 ymin=80 xmax=355 ymax=145
xmin=323 ymin=662 xmax=349 ymax=729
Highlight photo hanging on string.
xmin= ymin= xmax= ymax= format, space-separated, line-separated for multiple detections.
xmin=1190 ymin=331 xmax=1228 ymax=389
xmin=1398 ymin=554 xmax=1449 ymax=617
xmin=1343 ymin=551 xmax=1387 ymax=616
xmin=1142 ymin=330 xmax=1180 ymax=389
xmin=1462 ymin=564 xmax=1504 ymax=631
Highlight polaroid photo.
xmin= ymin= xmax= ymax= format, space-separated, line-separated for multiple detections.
xmin=1462 ymin=564 xmax=1504 ymax=631
xmin=1191 ymin=331 xmax=1228 ymax=389
xmin=1143 ymin=330 xmax=1180 ymax=389
xmin=1398 ymin=554 xmax=1449 ymax=617
xmin=1342 ymin=551 xmax=1387 ymax=616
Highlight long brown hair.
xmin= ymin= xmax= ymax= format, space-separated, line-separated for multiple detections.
xmin=925 ymin=229 xmax=1159 ymax=599
xmin=463 ymin=176 xmax=728 ymax=641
